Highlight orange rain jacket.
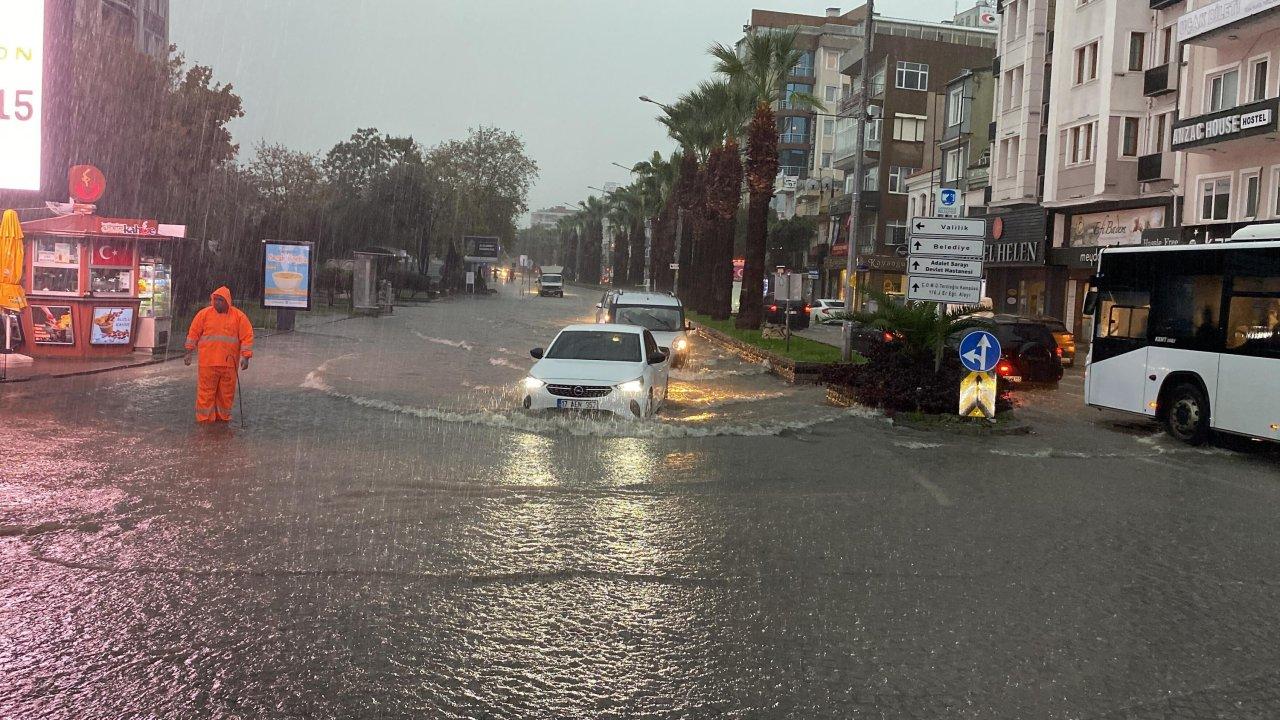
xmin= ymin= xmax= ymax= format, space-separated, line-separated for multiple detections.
xmin=185 ymin=286 xmax=254 ymax=367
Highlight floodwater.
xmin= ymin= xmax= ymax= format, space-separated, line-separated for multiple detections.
xmin=4 ymin=284 xmax=1280 ymax=719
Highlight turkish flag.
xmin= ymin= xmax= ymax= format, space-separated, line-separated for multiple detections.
xmin=91 ymin=240 xmax=133 ymax=268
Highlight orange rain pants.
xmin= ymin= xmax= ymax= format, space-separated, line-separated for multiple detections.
xmin=196 ymin=365 xmax=237 ymax=423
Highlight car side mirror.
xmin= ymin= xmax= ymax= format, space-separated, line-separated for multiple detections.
xmin=530 ymin=348 xmax=544 ymax=359
xmin=596 ymin=303 xmax=603 ymax=309
xmin=650 ymin=349 xmax=668 ymax=364
xmin=1082 ymin=289 xmax=1098 ymax=316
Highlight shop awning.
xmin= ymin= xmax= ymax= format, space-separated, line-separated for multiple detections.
xmin=20 ymin=213 xmax=186 ymax=240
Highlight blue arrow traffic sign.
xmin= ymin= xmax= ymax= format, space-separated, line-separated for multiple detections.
xmin=958 ymin=330 xmax=1001 ymax=373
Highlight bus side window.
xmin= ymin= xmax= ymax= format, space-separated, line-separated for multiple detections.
xmin=1096 ymin=289 xmax=1151 ymax=339
xmin=1225 ymin=276 xmax=1280 ymax=354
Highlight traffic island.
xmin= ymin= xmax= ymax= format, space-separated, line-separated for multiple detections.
xmin=688 ymin=314 xmax=859 ymax=384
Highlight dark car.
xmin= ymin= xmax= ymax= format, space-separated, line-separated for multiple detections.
xmin=953 ymin=315 xmax=1064 ymax=384
xmin=764 ymin=299 xmax=811 ymax=330
xmin=1035 ymin=316 xmax=1076 ymax=366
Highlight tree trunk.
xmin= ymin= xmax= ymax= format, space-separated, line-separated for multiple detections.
xmin=736 ymin=192 xmax=770 ymax=329
xmin=652 ymin=205 xmax=674 ymax=292
xmin=710 ymin=212 xmax=736 ymax=320
xmin=676 ymin=209 xmax=694 ymax=300
xmin=628 ymin=217 xmax=645 ymax=288
xmin=611 ymin=227 xmax=629 ymax=287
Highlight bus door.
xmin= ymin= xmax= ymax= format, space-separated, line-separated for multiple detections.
xmin=1086 ymin=290 xmax=1150 ymax=414
xmin=1214 ymin=271 xmax=1280 ymax=437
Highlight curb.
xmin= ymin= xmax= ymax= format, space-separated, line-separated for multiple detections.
xmin=691 ymin=321 xmax=839 ymax=385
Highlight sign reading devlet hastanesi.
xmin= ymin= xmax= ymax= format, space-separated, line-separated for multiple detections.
xmin=262 ymin=241 xmax=313 ymax=310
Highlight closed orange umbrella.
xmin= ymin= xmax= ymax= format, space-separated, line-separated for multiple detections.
xmin=0 ymin=209 xmax=26 ymax=312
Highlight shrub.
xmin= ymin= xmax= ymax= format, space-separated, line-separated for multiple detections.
xmin=823 ymin=341 xmax=1013 ymax=415
xmin=316 ymin=265 xmax=353 ymax=306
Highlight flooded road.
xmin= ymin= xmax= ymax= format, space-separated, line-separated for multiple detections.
xmin=4 ymin=285 xmax=1280 ymax=719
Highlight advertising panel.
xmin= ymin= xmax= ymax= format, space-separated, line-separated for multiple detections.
xmin=463 ymin=236 xmax=501 ymax=263
xmin=1069 ymin=207 xmax=1167 ymax=248
xmin=30 ymin=304 xmax=73 ymax=345
xmin=0 ymin=0 xmax=44 ymax=191
xmin=90 ymin=306 xmax=134 ymax=345
xmin=262 ymin=241 xmax=313 ymax=310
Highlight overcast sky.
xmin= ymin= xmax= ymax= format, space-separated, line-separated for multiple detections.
xmin=173 ymin=0 xmax=967 ymax=221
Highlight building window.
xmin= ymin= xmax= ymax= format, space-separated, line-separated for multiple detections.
xmin=1201 ymin=177 xmax=1231 ymax=221
xmin=866 ymin=117 xmax=882 ymax=144
xmin=841 ymin=83 xmax=851 ymax=99
xmin=822 ymin=152 xmax=833 ymax=169
xmin=944 ymin=148 xmax=966 ymax=182
xmin=1003 ymin=137 xmax=1020 ymax=179
xmin=1242 ymin=170 xmax=1261 ymax=219
xmin=864 ymin=166 xmax=880 ymax=192
xmin=1152 ymin=113 xmax=1169 ymax=153
xmin=895 ymin=61 xmax=929 ymax=91
xmin=1074 ymin=41 xmax=1099 ymax=85
xmin=1068 ymin=122 xmax=1095 ymax=165
xmin=825 ymin=50 xmax=842 ymax=70
xmin=782 ymin=82 xmax=813 ymax=109
xmin=1250 ymin=57 xmax=1270 ymax=103
xmin=888 ymin=166 xmax=916 ymax=194
xmin=825 ymin=85 xmax=839 ymax=102
xmin=1128 ymin=33 xmax=1146 ymax=72
xmin=885 ymin=221 xmax=908 ymax=245
xmin=792 ymin=51 xmax=815 ymax=77
xmin=823 ymin=118 xmax=835 ymax=135
xmin=948 ymin=86 xmax=964 ymax=126
xmin=1121 ymin=117 xmax=1140 ymax=158
xmin=1207 ymin=68 xmax=1239 ymax=112
xmin=1161 ymin=26 xmax=1174 ymax=65
xmin=1004 ymin=66 xmax=1023 ymax=110
xmin=778 ymin=115 xmax=810 ymax=144
xmin=892 ymin=114 xmax=926 ymax=141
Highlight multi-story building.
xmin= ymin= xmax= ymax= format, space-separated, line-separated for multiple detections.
xmin=530 ymin=205 xmax=575 ymax=229
xmin=76 ymin=0 xmax=169 ymax=57
xmin=1041 ymin=0 xmax=1178 ymax=337
xmin=1171 ymin=0 xmax=1280 ymax=241
xmin=826 ymin=13 xmax=997 ymax=301
xmin=939 ymin=68 xmax=995 ymax=214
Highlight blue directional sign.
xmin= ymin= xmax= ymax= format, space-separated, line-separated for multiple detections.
xmin=958 ymin=330 xmax=1001 ymax=373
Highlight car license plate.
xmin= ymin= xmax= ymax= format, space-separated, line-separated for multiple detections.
xmin=1008 ymin=375 xmax=1023 ymax=383
xmin=557 ymin=399 xmax=599 ymax=410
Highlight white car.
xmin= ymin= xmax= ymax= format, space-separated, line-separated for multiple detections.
xmin=522 ymin=324 xmax=670 ymax=418
xmin=595 ymin=291 xmax=692 ymax=368
xmin=811 ymin=298 xmax=846 ymax=325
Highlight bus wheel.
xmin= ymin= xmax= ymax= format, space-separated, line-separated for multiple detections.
xmin=1164 ymin=383 xmax=1210 ymax=445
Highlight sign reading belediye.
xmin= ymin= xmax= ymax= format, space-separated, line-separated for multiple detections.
xmin=0 ymin=0 xmax=44 ymax=191
xmin=262 ymin=240 xmax=313 ymax=310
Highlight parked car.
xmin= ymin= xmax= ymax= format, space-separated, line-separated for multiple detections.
xmin=952 ymin=315 xmax=1064 ymax=384
xmin=1035 ymin=316 xmax=1076 ymax=366
xmin=523 ymin=324 xmax=670 ymax=418
xmin=765 ymin=299 xmax=811 ymax=330
xmin=596 ymin=291 xmax=692 ymax=368
xmin=810 ymin=298 xmax=845 ymax=325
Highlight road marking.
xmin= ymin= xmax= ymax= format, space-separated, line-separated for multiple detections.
xmin=911 ymin=474 xmax=953 ymax=506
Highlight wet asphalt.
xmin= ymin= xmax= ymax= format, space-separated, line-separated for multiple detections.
xmin=2 ymin=283 xmax=1280 ymax=719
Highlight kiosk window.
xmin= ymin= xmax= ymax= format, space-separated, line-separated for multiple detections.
xmin=32 ymin=239 xmax=81 ymax=295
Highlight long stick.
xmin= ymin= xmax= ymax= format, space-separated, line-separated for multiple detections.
xmin=234 ymin=363 xmax=247 ymax=429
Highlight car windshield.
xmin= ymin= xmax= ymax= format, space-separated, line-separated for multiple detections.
xmin=612 ymin=305 xmax=683 ymax=331
xmin=546 ymin=331 xmax=641 ymax=362
xmin=541 ymin=275 xmax=561 ymax=283
xmin=997 ymin=323 xmax=1056 ymax=347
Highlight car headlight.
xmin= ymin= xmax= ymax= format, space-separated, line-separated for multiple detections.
xmin=617 ymin=379 xmax=644 ymax=393
xmin=522 ymin=377 xmax=545 ymax=390
xmin=672 ymin=337 xmax=688 ymax=351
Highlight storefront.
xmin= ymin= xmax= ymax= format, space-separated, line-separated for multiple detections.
xmin=1047 ymin=202 xmax=1172 ymax=342
xmin=981 ymin=207 xmax=1059 ymax=318
xmin=855 ymin=253 xmax=908 ymax=306
xmin=17 ymin=212 xmax=182 ymax=360
xmin=823 ymin=242 xmax=849 ymax=300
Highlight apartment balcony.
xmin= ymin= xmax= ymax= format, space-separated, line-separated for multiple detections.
xmin=830 ymin=193 xmax=852 ymax=215
xmin=1138 ymin=152 xmax=1170 ymax=182
xmin=1150 ymin=0 xmax=1183 ymax=8
xmin=1143 ymin=62 xmax=1178 ymax=97
xmin=1178 ymin=0 xmax=1280 ymax=48
xmin=860 ymin=192 xmax=880 ymax=212
xmin=778 ymin=131 xmax=813 ymax=146
xmin=789 ymin=64 xmax=815 ymax=79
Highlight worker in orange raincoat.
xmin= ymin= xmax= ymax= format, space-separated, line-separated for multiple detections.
xmin=184 ymin=286 xmax=254 ymax=423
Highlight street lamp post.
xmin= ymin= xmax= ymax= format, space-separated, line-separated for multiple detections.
xmin=842 ymin=0 xmax=874 ymax=363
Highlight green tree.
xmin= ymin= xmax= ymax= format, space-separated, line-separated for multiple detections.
xmin=846 ymin=293 xmax=985 ymax=372
xmin=712 ymin=29 xmax=823 ymax=329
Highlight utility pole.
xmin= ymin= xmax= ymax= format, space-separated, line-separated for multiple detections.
xmin=842 ymin=0 xmax=874 ymax=362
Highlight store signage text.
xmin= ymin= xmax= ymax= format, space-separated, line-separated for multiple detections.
xmin=98 ymin=218 xmax=158 ymax=237
xmin=1178 ymin=0 xmax=1280 ymax=42
xmin=1172 ymin=99 xmax=1278 ymax=151
xmin=1070 ymin=207 xmax=1166 ymax=248
xmin=0 ymin=0 xmax=44 ymax=191
xmin=984 ymin=241 xmax=1040 ymax=264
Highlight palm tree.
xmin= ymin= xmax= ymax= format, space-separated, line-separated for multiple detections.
xmin=712 ymin=28 xmax=824 ymax=329
xmin=844 ymin=292 xmax=985 ymax=372
xmin=633 ymin=151 xmax=682 ymax=292
xmin=555 ymin=215 xmax=579 ymax=280
xmin=577 ymin=196 xmax=607 ymax=284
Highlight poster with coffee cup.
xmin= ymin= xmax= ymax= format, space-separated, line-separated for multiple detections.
xmin=262 ymin=240 xmax=313 ymax=310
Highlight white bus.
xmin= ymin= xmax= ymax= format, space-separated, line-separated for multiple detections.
xmin=1085 ymin=227 xmax=1280 ymax=445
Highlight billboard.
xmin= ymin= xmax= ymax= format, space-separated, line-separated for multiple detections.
xmin=0 ymin=0 xmax=44 ymax=191
xmin=463 ymin=236 xmax=501 ymax=263
xmin=262 ymin=240 xmax=313 ymax=310
xmin=90 ymin=307 xmax=134 ymax=345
